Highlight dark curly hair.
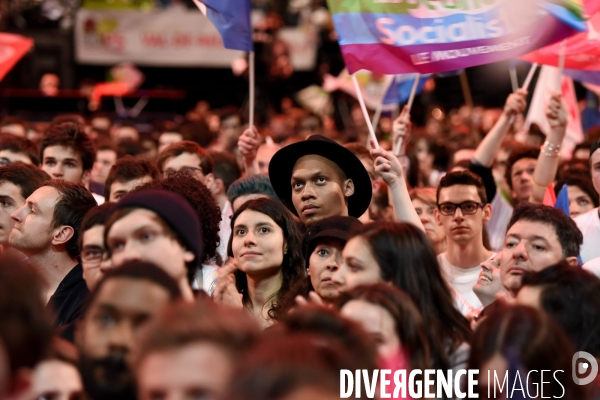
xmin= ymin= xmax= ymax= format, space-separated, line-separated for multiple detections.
xmin=227 ymin=198 xmax=304 ymax=321
xmin=132 ymin=174 xmax=221 ymax=262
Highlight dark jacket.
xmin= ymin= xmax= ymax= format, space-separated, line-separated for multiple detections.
xmin=47 ymin=263 xmax=89 ymax=329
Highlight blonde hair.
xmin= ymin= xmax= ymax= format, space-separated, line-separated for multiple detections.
xmin=410 ymin=187 xmax=437 ymax=207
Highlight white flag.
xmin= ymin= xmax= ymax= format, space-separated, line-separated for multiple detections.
xmin=525 ymin=66 xmax=583 ymax=158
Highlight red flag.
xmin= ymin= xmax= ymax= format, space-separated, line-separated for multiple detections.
xmin=0 ymin=33 xmax=34 ymax=82
xmin=521 ymin=12 xmax=600 ymax=71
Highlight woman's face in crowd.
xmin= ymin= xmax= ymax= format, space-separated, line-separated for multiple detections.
xmin=415 ymin=138 xmax=434 ymax=173
xmin=232 ymin=210 xmax=286 ymax=276
xmin=333 ymin=235 xmax=382 ymax=292
xmin=308 ymin=238 xmax=345 ymax=301
xmin=412 ymin=198 xmax=445 ymax=245
xmin=567 ymin=185 xmax=594 ymax=217
xmin=341 ymin=300 xmax=400 ymax=359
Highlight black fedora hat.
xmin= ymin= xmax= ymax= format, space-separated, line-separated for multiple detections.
xmin=268 ymin=135 xmax=372 ymax=218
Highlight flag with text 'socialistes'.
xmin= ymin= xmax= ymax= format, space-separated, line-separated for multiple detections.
xmin=192 ymin=0 xmax=252 ymax=52
xmin=326 ymin=0 xmax=587 ymax=74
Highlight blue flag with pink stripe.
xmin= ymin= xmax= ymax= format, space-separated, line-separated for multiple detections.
xmin=193 ymin=0 xmax=252 ymax=52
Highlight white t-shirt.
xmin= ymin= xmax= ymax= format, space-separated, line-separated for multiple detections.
xmin=574 ymin=207 xmax=600 ymax=264
xmin=438 ymin=253 xmax=489 ymax=310
xmin=583 ymin=256 xmax=600 ymax=278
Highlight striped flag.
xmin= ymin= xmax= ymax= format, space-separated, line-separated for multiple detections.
xmin=326 ymin=0 xmax=587 ymax=74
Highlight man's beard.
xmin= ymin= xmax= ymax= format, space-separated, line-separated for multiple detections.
xmin=79 ymin=354 xmax=137 ymax=400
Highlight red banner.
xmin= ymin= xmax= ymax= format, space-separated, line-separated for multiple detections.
xmin=521 ymin=12 xmax=600 ymax=71
xmin=0 ymin=33 xmax=34 ymax=82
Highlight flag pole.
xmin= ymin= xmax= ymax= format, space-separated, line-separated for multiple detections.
xmin=522 ymin=63 xmax=538 ymax=91
xmin=406 ymin=73 xmax=421 ymax=114
xmin=509 ymin=65 xmax=518 ymax=93
xmin=249 ymin=51 xmax=255 ymax=132
xmin=371 ymin=103 xmax=383 ymax=134
xmin=351 ymin=74 xmax=379 ymax=149
xmin=394 ymin=74 xmax=420 ymax=156
xmin=557 ymin=40 xmax=566 ymax=92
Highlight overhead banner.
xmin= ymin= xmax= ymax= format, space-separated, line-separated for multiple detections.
xmin=75 ymin=6 xmax=244 ymax=67
xmin=326 ymin=0 xmax=587 ymax=74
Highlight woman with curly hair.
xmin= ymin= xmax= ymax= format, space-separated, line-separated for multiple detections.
xmin=214 ymin=198 xmax=304 ymax=329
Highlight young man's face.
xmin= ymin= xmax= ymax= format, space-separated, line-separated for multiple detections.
xmin=42 ymin=145 xmax=87 ymax=183
xmin=500 ymin=219 xmax=566 ymax=295
xmin=81 ymin=224 xmax=108 ymax=290
xmin=162 ymin=153 xmax=211 ymax=186
xmin=76 ymin=277 xmax=172 ymax=400
xmin=109 ymin=175 xmax=153 ymax=202
xmin=9 ymin=186 xmax=59 ymax=254
xmin=137 ymin=342 xmax=233 ymax=400
xmin=291 ymin=155 xmax=353 ymax=226
xmin=510 ymin=157 xmax=537 ymax=202
xmin=434 ymin=184 xmax=491 ymax=245
xmin=590 ymin=149 xmax=600 ymax=196
xmin=0 ymin=181 xmax=26 ymax=245
xmin=91 ymin=150 xmax=117 ymax=184
xmin=105 ymin=209 xmax=194 ymax=283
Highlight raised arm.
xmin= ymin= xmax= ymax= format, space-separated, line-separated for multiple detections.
xmin=529 ymin=92 xmax=567 ymax=204
xmin=473 ymin=89 xmax=527 ymax=167
xmin=237 ymin=127 xmax=261 ymax=177
xmin=371 ymin=145 xmax=424 ymax=231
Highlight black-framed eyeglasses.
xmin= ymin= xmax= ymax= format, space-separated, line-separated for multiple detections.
xmin=164 ymin=166 xmax=203 ymax=178
xmin=437 ymin=201 xmax=484 ymax=216
xmin=81 ymin=246 xmax=106 ymax=264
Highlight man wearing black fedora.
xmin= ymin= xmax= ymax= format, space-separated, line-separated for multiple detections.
xmin=268 ymin=135 xmax=372 ymax=226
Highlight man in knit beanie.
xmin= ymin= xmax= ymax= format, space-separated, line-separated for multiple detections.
xmin=104 ymin=189 xmax=203 ymax=300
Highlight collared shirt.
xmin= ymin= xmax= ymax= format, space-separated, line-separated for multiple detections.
xmin=47 ymin=263 xmax=89 ymax=328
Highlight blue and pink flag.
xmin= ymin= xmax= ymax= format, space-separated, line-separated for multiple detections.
xmin=193 ymin=0 xmax=252 ymax=52
xmin=326 ymin=0 xmax=587 ymax=74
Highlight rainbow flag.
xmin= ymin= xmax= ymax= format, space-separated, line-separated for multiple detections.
xmin=326 ymin=0 xmax=587 ymax=74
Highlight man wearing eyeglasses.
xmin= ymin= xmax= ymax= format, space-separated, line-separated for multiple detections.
xmin=157 ymin=141 xmax=215 ymax=188
xmin=79 ymin=202 xmax=114 ymax=290
xmin=434 ymin=170 xmax=494 ymax=310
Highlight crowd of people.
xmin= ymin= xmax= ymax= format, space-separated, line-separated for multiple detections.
xmin=0 ymin=81 xmax=599 ymax=400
